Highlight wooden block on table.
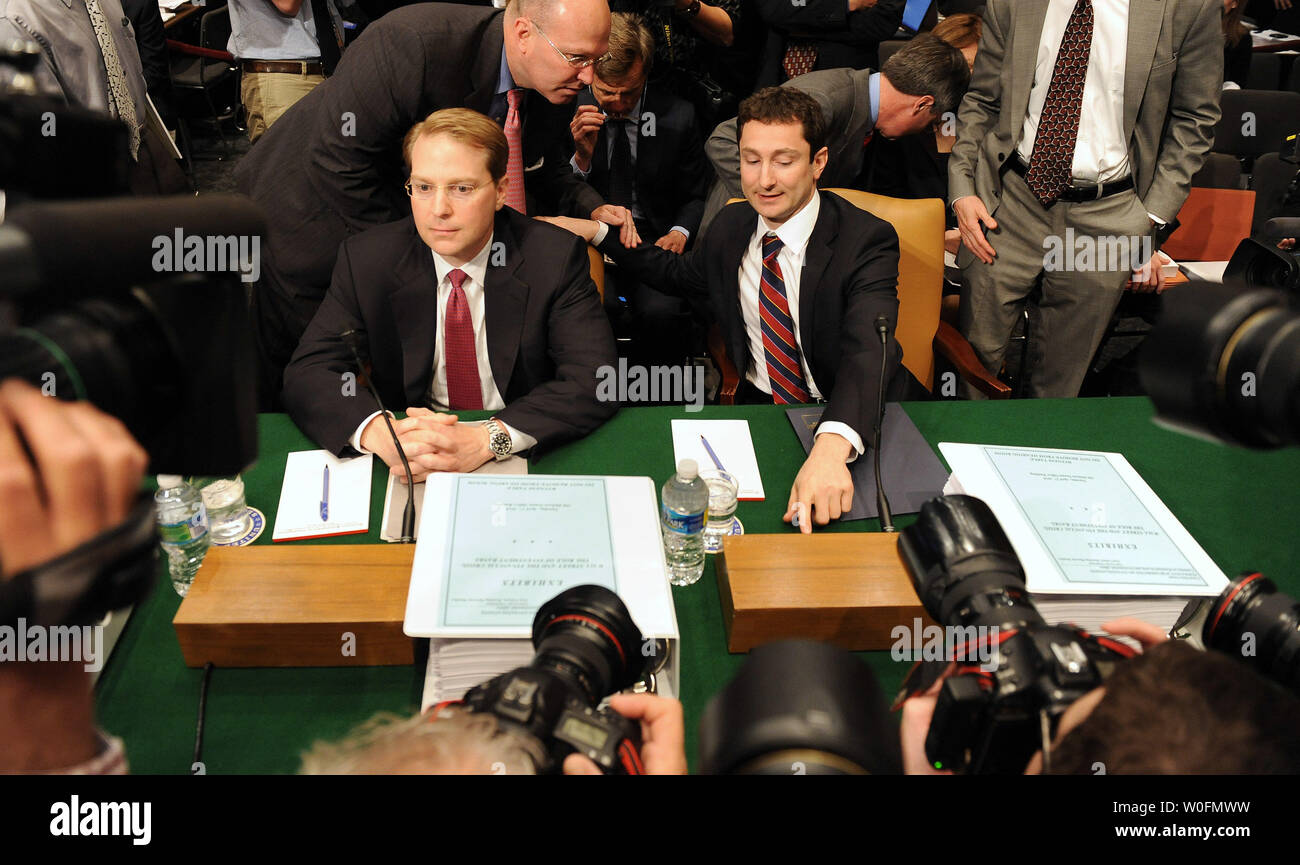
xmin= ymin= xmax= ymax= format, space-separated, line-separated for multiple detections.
xmin=716 ymin=533 xmax=935 ymax=653
xmin=173 ymin=545 xmax=415 ymax=667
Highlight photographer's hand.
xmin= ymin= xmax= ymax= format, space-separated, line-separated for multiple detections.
xmin=0 ymin=379 xmax=148 ymax=772
xmin=1100 ymin=617 xmax=1169 ymax=651
xmin=0 ymin=379 xmax=148 ymax=576
xmin=899 ymin=670 xmax=954 ymax=776
xmin=562 ymin=693 xmax=688 ymax=775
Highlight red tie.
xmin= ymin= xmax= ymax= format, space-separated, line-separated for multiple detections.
xmin=443 ymin=268 xmax=483 ymax=411
xmin=1025 ymin=0 xmax=1093 ymax=207
xmin=504 ymin=89 xmax=527 ymax=214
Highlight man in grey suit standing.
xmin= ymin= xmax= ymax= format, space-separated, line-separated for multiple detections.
xmin=949 ymin=0 xmax=1222 ymax=398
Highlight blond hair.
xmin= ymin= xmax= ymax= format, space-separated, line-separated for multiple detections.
xmin=299 ymin=708 xmax=545 ymax=775
xmin=402 ymin=108 xmax=508 ymax=181
xmin=596 ymin=12 xmax=654 ymax=81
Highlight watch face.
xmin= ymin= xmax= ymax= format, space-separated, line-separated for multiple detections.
xmin=489 ymin=425 xmax=511 ymax=456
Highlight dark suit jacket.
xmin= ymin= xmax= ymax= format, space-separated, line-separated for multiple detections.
xmin=283 ymin=208 xmax=619 ymax=457
xmin=235 ymin=4 xmax=570 ymax=306
xmin=599 ymin=191 xmax=906 ymax=445
xmin=864 ymin=131 xmax=955 ymax=229
xmin=557 ymin=85 xmax=709 ymax=243
xmin=754 ymin=0 xmax=904 ymax=88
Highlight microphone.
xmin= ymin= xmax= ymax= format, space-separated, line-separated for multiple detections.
xmin=341 ymin=329 xmax=416 ymax=543
xmin=873 ymin=314 xmax=896 ymax=533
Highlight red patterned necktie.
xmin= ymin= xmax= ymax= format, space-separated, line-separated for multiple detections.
xmin=503 ymin=89 xmax=527 ymax=214
xmin=1025 ymin=0 xmax=1093 ymax=207
xmin=443 ymin=268 xmax=483 ymax=411
xmin=758 ymin=233 xmax=811 ymax=404
xmin=782 ymin=43 xmax=817 ymax=80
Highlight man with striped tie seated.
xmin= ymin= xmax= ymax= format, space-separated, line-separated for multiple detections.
xmin=539 ymin=87 xmax=916 ymax=532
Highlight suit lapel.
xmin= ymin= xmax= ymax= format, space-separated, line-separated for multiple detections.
xmin=1124 ymin=0 xmax=1164 ymax=135
xmin=1010 ymin=0 xmax=1051 ymax=148
xmin=797 ymin=195 xmax=836 ymax=375
xmin=483 ymin=212 xmax=528 ymax=398
xmin=389 ymin=222 xmax=442 ymax=404
xmin=724 ymin=210 xmax=757 ymax=373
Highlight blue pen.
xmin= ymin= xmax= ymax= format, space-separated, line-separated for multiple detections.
xmin=320 ymin=465 xmax=330 ymax=521
xmin=700 ymin=435 xmax=725 ymax=472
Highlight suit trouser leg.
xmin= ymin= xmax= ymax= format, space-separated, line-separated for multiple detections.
xmin=1028 ymin=182 xmax=1153 ymax=398
xmin=959 ymin=169 xmax=1055 ymax=399
xmin=960 ymin=169 xmax=1153 ymax=398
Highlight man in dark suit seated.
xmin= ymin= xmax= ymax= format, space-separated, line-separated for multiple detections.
xmin=284 ymin=110 xmax=618 ymax=479
xmin=235 ymin=0 xmax=613 ymax=408
xmin=541 ymin=88 xmax=912 ymax=531
xmin=558 ymin=12 xmax=710 ymax=366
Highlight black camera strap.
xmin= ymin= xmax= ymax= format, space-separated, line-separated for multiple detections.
xmin=0 ymin=493 xmax=158 ymax=628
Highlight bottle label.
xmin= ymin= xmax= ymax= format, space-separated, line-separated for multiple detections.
xmin=159 ymin=510 xmax=208 ymax=545
xmin=662 ymin=504 xmax=707 ymax=534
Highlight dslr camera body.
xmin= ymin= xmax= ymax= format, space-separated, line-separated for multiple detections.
xmin=898 ymin=495 xmax=1136 ymax=774
xmin=461 ymin=585 xmax=648 ymax=774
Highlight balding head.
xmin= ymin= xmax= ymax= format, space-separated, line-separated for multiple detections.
xmin=504 ymin=0 xmax=611 ymax=104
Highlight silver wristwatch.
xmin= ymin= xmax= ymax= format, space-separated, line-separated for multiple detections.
xmin=484 ymin=418 xmax=512 ymax=460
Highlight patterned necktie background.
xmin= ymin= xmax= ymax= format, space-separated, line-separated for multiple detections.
xmin=443 ymin=268 xmax=484 ymax=411
xmin=758 ymin=233 xmax=811 ymax=404
xmin=1025 ymin=0 xmax=1093 ymax=207
xmin=86 ymin=0 xmax=140 ymax=160
xmin=782 ymin=43 xmax=817 ymax=80
xmin=503 ymin=89 xmax=527 ymax=214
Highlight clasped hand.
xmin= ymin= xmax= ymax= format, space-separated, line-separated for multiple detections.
xmin=361 ymin=407 xmax=491 ymax=481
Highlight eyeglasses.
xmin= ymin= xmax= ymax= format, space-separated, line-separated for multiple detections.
xmin=531 ymin=20 xmax=611 ymax=69
xmin=405 ymin=180 xmax=484 ymax=201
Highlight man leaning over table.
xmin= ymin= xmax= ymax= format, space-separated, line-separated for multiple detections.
xmin=283 ymin=109 xmax=618 ymax=481
xmin=541 ymin=87 xmax=922 ymax=533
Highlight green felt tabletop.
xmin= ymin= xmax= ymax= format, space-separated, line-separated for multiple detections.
xmin=93 ymin=398 xmax=1300 ymax=774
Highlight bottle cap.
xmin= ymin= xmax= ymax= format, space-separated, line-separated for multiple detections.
xmin=157 ymin=474 xmax=183 ymax=489
xmin=677 ymin=459 xmax=698 ymax=480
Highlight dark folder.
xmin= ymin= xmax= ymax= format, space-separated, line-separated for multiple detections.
xmin=785 ymin=404 xmax=950 ymax=522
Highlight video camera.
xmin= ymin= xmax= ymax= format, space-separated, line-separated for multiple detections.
xmin=459 ymin=585 xmax=649 ymax=774
xmin=0 ymin=45 xmax=263 ymax=628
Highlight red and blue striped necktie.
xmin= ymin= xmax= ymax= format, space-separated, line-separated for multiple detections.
xmin=758 ymin=233 xmax=811 ymax=404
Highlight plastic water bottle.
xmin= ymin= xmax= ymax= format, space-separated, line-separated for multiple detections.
xmin=661 ymin=459 xmax=710 ymax=586
xmin=155 ymin=475 xmax=210 ymax=597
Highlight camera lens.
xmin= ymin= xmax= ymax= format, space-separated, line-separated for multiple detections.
xmin=699 ymin=639 xmax=901 ymax=775
xmin=1204 ymin=573 xmax=1300 ymax=691
xmin=898 ymin=495 xmax=1045 ymax=632
xmin=531 ymin=585 xmax=647 ymax=704
xmin=1141 ymin=279 xmax=1300 ymax=448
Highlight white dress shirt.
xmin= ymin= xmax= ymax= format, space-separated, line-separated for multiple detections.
xmin=593 ymin=194 xmax=865 ymax=458
xmin=348 ymin=235 xmax=537 ymax=455
xmin=1017 ymin=0 xmax=1131 ymax=184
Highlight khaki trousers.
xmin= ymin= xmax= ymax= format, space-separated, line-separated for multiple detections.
xmin=242 ymin=70 xmax=325 ymax=142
